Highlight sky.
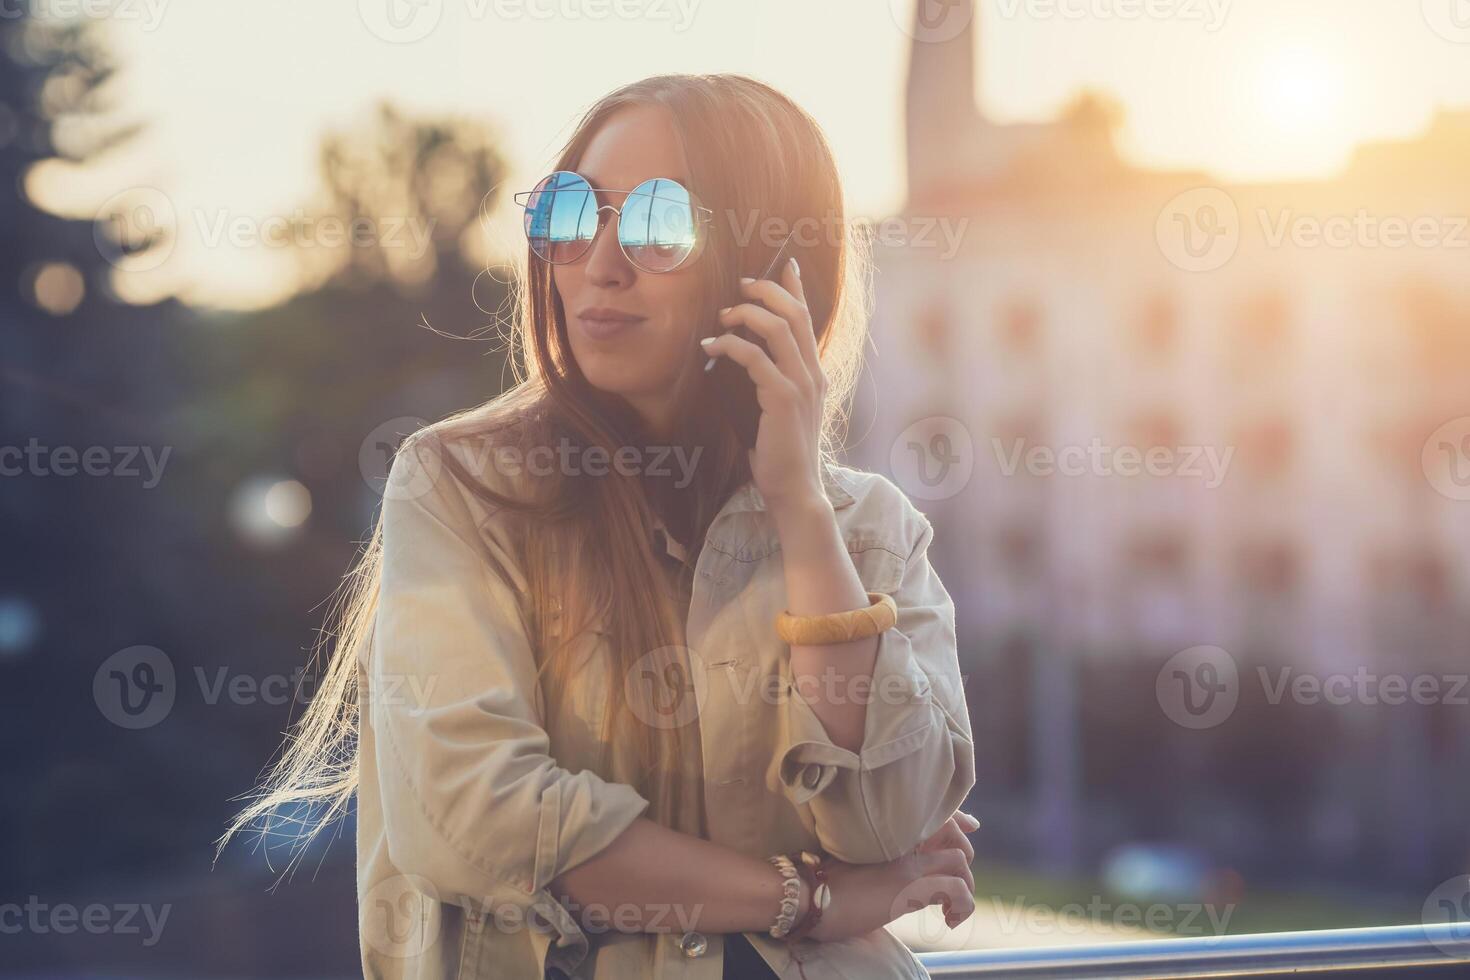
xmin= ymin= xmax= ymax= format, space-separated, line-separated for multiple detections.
xmin=26 ymin=0 xmax=1470 ymax=309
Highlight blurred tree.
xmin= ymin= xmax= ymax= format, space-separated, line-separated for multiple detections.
xmin=290 ymin=99 xmax=509 ymax=293
xmin=2 ymin=16 xmax=517 ymax=968
xmin=0 ymin=12 xmax=193 ymax=891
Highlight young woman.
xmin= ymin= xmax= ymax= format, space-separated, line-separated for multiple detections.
xmin=221 ymin=73 xmax=979 ymax=979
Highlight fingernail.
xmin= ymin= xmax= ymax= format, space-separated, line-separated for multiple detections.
xmin=700 ymin=336 xmax=715 ymax=346
xmin=718 ymin=306 xmax=732 ymax=315
xmin=739 ymin=276 xmax=754 ymax=285
xmin=789 ymin=256 xmax=800 ymax=278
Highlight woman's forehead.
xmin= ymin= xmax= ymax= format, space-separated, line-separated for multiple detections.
xmin=576 ymin=105 xmax=689 ymax=190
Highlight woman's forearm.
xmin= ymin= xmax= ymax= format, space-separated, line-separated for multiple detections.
xmin=548 ymin=816 xmax=806 ymax=935
xmin=772 ymin=494 xmax=880 ymax=753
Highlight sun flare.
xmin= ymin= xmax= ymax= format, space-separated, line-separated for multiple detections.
xmin=1258 ymin=44 xmax=1345 ymax=130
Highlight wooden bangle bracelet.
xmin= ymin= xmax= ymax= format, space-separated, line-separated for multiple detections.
xmin=775 ymin=592 xmax=897 ymax=646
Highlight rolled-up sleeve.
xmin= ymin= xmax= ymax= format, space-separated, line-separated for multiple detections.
xmin=775 ymin=512 xmax=976 ymax=865
xmin=368 ymin=431 xmax=650 ymax=916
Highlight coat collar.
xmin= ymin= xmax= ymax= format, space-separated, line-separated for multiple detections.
xmin=649 ymin=459 xmax=854 ymax=563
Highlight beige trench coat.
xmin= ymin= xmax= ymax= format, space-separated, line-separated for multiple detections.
xmin=356 ymin=421 xmax=976 ymax=979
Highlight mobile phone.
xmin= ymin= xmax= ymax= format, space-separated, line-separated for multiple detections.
xmin=702 ymin=230 xmax=797 ymax=450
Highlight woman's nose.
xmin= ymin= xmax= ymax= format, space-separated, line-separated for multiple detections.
xmin=583 ymin=212 xmax=635 ymax=288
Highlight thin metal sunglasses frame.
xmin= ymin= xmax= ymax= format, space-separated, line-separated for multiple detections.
xmin=513 ymin=171 xmax=715 ymax=272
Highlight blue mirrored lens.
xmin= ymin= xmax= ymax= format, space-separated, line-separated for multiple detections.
xmin=523 ymin=171 xmax=599 ymax=263
xmin=618 ymin=178 xmax=698 ymax=273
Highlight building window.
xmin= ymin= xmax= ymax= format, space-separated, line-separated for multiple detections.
xmin=999 ymin=297 xmax=1042 ymax=356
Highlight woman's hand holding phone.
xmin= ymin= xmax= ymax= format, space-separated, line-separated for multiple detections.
xmin=700 ymin=253 xmax=828 ymax=518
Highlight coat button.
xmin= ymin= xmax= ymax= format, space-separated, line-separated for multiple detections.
xmin=679 ymin=930 xmax=708 ymax=957
xmin=801 ymin=764 xmax=823 ymax=789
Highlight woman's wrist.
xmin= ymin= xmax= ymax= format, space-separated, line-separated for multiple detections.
xmin=791 ymin=862 xmax=813 ymax=926
xmin=769 ymin=492 xmax=835 ymax=551
xmin=784 ymin=852 xmax=829 ymax=943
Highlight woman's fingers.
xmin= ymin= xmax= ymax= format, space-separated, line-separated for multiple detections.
xmin=776 ymin=256 xmax=824 ymax=385
xmin=953 ymin=822 xmax=975 ymax=865
xmin=905 ymin=874 xmax=976 ymax=929
xmin=700 ymin=331 xmax=795 ymax=412
xmin=915 ymin=817 xmax=975 ymax=866
xmin=715 ymin=300 xmax=807 ymax=386
xmin=918 ymin=845 xmax=974 ymax=897
xmin=942 ymin=876 xmax=977 ymax=927
xmin=918 ymin=809 xmax=980 ymax=856
xmin=738 ymin=267 xmax=822 ymax=386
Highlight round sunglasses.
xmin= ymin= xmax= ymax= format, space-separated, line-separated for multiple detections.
xmin=513 ymin=170 xmax=714 ymax=275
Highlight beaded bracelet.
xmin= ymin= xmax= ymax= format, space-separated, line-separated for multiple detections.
xmin=779 ymin=850 xmax=830 ymax=980
xmin=766 ymin=854 xmax=804 ymax=939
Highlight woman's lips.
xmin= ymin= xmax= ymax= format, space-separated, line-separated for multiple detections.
xmin=577 ymin=314 xmax=645 ymax=340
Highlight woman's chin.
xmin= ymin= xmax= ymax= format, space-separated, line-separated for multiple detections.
xmin=579 ymin=356 xmax=672 ymax=400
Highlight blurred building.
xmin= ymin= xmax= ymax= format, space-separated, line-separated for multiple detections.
xmin=852 ymin=0 xmax=1470 ymax=893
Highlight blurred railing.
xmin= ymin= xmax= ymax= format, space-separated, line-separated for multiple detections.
xmin=914 ymin=923 xmax=1470 ymax=977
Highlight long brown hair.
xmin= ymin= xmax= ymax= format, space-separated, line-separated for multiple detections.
xmin=217 ymin=73 xmax=874 ymax=868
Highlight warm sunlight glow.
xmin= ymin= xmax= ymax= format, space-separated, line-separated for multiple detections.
xmin=1259 ymin=45 xmax=1344 ymax=130
xmin=52 ymin=0 xmax=1470 ymax=308
xmin=1236 ymin=41 xmax=1360 ymax=177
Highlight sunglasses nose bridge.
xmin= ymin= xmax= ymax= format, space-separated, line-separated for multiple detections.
xmin=581 ymin=202 xmax=639 ymax=273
